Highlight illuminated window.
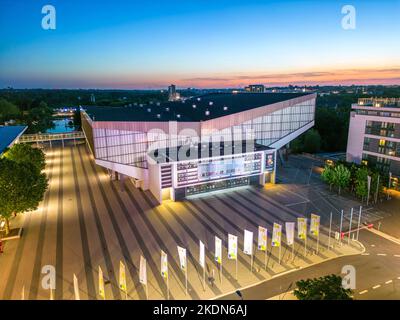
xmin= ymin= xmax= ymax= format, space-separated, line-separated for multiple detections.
xmin=379 ymin=139 xmax=386 ymax=146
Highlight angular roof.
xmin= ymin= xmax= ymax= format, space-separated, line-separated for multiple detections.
xmin=0 ymin=125 xmax=27 ymax=155
xmin=83 ymin=92 xmax=313 ymax=122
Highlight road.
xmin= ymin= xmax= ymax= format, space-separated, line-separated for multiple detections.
xmin=217 ymin=229 xmax=400 ymax=300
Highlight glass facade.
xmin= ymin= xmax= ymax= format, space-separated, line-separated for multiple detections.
xmin=92 ymin=99 xmax=315 ymax=169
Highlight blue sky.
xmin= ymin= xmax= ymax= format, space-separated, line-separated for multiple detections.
xmin=0 ymin=0 xmax=399 ymax=88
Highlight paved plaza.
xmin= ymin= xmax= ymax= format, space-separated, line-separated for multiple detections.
xmin=0 ymin=145 xmax=366 ymax=300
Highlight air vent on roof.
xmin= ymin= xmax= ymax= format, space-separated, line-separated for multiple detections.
xmin=156 ymin=102 xmax=161 ymax=106
xmin=209 ymin=101 xmax=213 ymax=106
xmin=139 ymin=104 xmax=143 ymax=107
xmin=205 ymin=110 xmax=210 ymax=116
xmin=156 ymin=114 xmax=161 ymax=118
xmin=192 ymin=104 xmax=196 ymax=109
xmin=165 ymin=107 xmax=170 ymax=112
xmin=147 ymin=108 xmax=151 ymax=112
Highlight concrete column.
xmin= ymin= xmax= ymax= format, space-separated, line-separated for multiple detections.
xmin=259 ymin=173 xmax=266 ymax=186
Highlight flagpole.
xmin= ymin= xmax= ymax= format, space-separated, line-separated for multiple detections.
xmin=339 ymin=209 xmax=344 ymax=246
xmin=235 ymin=257 xmax=238 ymax=280
xmin=278 ymin=245 xmax=281 ymax=265
xmin=220 ymin=261 xmax=222 ymax=285
xmin=292 ymin=242 xmax=295 ymax=261
xmin=203 ymin=266 xmax=205 ymax=291
xmin=264 ymin=248 xmax=267 ymax=270
xmin=185 ymin=267 xmax=188 ymax=296
xmin=250 ymin=244 xmax=254 ymax=272
xmin=328 ymin=212 xmax=332 ymax=250
xmin=166 ymin=275 xmax=170 ymax=300
xmin=356 ymin=206 xmax=362 ymax=241
xmin=348 ymin=207 xmax=353 ymax=245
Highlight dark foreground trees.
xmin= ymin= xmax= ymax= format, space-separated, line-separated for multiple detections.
xmin=293 ymin=274 xmax=353 ymax=300
xmin=4 ymin=143 xmax=46 ymax=172
xmin=0 ymin=145 xmax=48 ymax=235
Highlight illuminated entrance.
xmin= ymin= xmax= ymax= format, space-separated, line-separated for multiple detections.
xmin=185 ymin=177 xmax=250 ymax=196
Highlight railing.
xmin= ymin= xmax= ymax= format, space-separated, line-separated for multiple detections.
xmin=18 ymin=131 xmax=85 ymax=143
xmin=358 ymin=98 xmax=400 ymax=108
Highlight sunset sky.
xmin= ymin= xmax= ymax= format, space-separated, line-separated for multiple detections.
xmin=0 ymin=0 xmax=399 ymax=89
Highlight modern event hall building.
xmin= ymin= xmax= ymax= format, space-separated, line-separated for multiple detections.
xmin=81 ymin=92 xmax=316 ymax=203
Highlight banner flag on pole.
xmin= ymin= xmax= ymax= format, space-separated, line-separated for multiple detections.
xmin=257 ymin=226 xmax=267 ymax=251
xmin=177 ymin=246 xmax=187 ymax=271
xmin=98 ymin=266 xmax=105 ymax=300
xmin=243 ymin=229 xmax=253 ymax=255
xmin=139 ymin=255 xmax=147 ymax=285
xmin=297 ymin=218 xmax=307 ymax=240
xmin=199 ymin=240 xmax=205 ymax=268
xmin=285 ymin=222 xmax=295 ymax=245
xmin=215 ymin=236 xmax=222 ymax=264
xmin=310 ymin=214 xmax=320 ymax=236
xmin=161 ymin=250 xmax=168 ymax=279
xmin=73 ymin=274 xmax=80 ymax=300
xmin=119 ymin=261 xmax=127 ymax=293
xmin=228 ymin=234 xmax=238 ymax=260
xmin=272 ymin=223 xmax=282 ymax=247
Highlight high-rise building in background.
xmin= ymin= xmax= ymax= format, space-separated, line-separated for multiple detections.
xmin=90 ymin=93 xmax=96 ymax=103
xmin=245 ymin=85 xmax=265 ymax=93
xmin=168 ymin=84 xmax=180 ymax=101
xmin=346 ymin=98 xmax=400 ymax=188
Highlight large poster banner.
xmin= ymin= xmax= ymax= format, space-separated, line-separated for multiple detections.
xmin=119 ymin=261 xmax=127 ymax=293
xmin=272 ymin=223 xmax=282 ymax=247
xmin=161 ymin=250 xmax=168 ymax=279
xmin=73 ymin=274 xmax=80 ymax=300
xmin=285 ymin=222 xmax=295 ymax=245
xmin=298 ymin=218 xmax=307 ymax=240
xmin=243 ymin=230 xmax=253 ymax=255
xmin=98 ymin=266 xmax=105 ymax=300
xmin=215 ymin=236 xmax=222 ymax=264
xmin=177 ymin=246 xmax=187 ymax=271
xmin=258 ymin=226 xmax=267 ymax=251
xmin=310 ymin=214 xmax=320 ymax=236
xmin=199 ymin=240 xmax=205 ymax=268
xmin=139 ymin=255 xmax=147 ymax=285
xmin=228 ymin=234 xmax=238 ymax=260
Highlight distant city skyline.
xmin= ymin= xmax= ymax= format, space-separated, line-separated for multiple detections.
xmin=0 ymin=0 xmax=399 ymax=89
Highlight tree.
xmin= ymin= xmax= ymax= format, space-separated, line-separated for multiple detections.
xmin=0 ymin=158 xmax=48 ymax=235
xmin=355 ymin=166 xmax=369 ymax=200
xmin=26 ymin=101 xmax=54 ymax=133
xmin=293 ymin=274 xmax=353 ymax=300
xmin=321 ymin=165 xmax=334 ymax=190
xmin=0 ymin=98 xmax=19 ymax=122
xmin=4 ymin=143 xmax=46 ymax=173
xmin=332 ymin=164 xmax=351 ymax=195
xmin=303 ymin=129 xmax=321 ymax=153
